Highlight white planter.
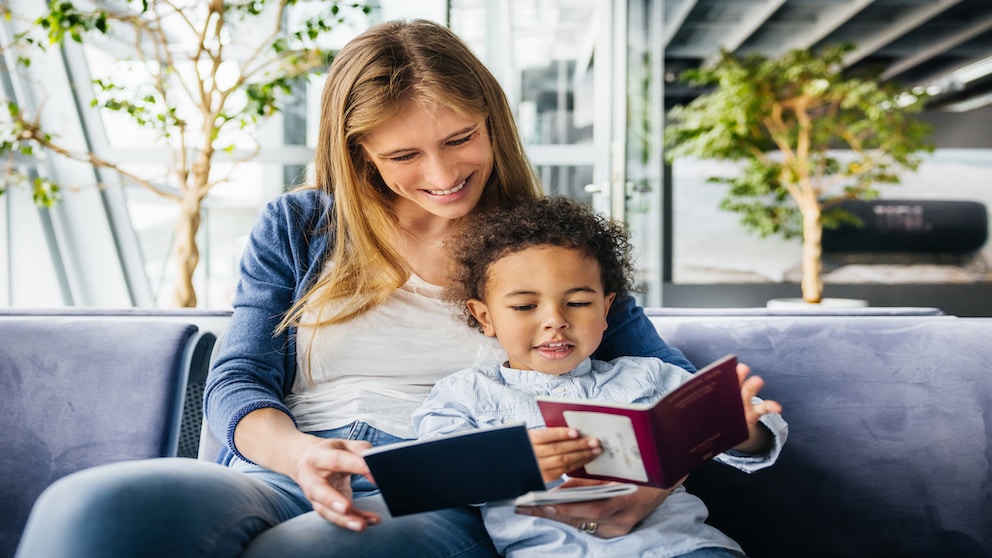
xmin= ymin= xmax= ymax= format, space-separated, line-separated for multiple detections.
xmin=766 ymin=297 xmax=869 ymax=309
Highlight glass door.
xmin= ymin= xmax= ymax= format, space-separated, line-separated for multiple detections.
xmin=451 ymin=0 xmax=665 ymax=304
xmin=453 ymin=0 xmax=620 ymax=208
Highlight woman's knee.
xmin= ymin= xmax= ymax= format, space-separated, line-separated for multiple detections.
xmin=32 ymin=461 xmax=163 ymax=521
xmin=17 ymin=458 xmax=283 ymax=558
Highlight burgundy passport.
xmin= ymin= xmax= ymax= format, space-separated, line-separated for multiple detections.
xmin=537 ymin=354 xmax=747 ymax=489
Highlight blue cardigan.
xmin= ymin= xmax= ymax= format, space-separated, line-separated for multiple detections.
xmin=204 ymin=189 xmax=693 ymax=464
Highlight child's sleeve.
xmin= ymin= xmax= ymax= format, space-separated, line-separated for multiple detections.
xmin=412 ymin=372 xmax=482 ymax=440
xmin=716 ymin=406 xmax=789 ymax=473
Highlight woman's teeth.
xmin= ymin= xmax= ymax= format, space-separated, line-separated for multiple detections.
xmin=427 ymin=180 xmax=466 ymax=196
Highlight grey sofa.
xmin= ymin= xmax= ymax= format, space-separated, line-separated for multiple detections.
xmin=649 ymin=312 xmax=992 ymax=557
xmin=2 ymin=308 xmax=989 ymax=557
xmin=0 ymin=311 xmax=222 ymax=558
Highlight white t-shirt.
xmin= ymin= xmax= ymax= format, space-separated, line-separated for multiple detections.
xmin=286 ymin=273 xmax=506 ymax=439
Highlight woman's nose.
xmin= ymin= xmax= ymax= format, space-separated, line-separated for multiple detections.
xmin=424 ymin=152 xmax=458 ymax=188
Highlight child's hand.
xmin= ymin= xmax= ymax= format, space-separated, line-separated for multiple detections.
xmin=733 ymin=362 xmax=783 ymax=455
xmin=528 ymin=427 xmax=603 ymax=482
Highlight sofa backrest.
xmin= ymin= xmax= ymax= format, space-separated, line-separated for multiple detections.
xmin=0 ymin=317 xmax=212 ymax=558
xmin=0 ymin=308 xmax=230 ymax=459
xmin=649 ymin=313 xmax=992 ymax=558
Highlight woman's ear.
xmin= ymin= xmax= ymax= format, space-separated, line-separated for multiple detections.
xmin=466 ymin=299 xmax=496 ymax=337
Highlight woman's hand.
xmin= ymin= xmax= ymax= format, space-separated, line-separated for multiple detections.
xmin=292 ymin=437 xmax=382 ymax=531
xmin=733 ymin=362 xmax=783 ymax=454
xmin=528 ymin=427 xmax=602 ymax=482
xmin=234 ymin=408 xmax=381 ymax=532
xmin=515 ymin=477 xmax=684 ymax=538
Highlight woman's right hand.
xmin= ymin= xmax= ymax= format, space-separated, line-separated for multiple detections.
xmin=234 ymin=408 xmax=380 ymax=531
xmin=292 ymin=437 xmax=382 ymax=531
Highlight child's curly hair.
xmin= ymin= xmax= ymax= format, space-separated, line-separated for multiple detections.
xmin=445 ymin=196 xmax=637 ymax=330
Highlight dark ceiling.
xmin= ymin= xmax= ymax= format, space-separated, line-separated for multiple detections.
xmin=664 ymin=0 xmax=992 ymax=112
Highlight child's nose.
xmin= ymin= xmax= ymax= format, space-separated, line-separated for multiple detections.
xmin=543 ymin=308 xmax=569 ymax=330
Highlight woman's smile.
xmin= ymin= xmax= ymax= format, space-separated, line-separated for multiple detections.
xmin=425 ymin=179 xmax=466 ymax=197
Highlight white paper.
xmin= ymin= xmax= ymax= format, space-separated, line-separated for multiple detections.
xmin=497 ymin=483 xmax=638 ymax=506
xmin=562 ymin=410 xmax=648 ymax=483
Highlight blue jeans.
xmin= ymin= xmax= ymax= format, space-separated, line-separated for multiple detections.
xmin=15 ymin=422 xmax=498 ymax=558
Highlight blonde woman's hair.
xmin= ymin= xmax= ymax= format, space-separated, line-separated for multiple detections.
xmin=279 ymin=19 xmax=542 ymax=333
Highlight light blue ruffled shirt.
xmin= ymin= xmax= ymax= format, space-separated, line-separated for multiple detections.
xmin=413 ymin=356 xmax=788 ymax=558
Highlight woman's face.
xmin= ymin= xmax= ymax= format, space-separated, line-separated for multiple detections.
xmin=361 ymin=101 xmax=494 ymax=222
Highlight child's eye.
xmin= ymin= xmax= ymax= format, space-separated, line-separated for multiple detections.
xmin=510 ymin=304 xmax=536 ymax=311
xmin=567 ymin=301 xmax=592 ymax=307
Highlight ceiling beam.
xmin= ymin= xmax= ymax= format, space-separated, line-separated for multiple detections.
xmin=941 ymin=89 xmax=992 ymax=112
xmin=915 ymin=51 xmax=992 ymax=97
xmin=664 ymin=0 xmax=699 ymax=48
xmin=703 ymin=0 xmax=786 ymax=66
xmin=881 ymin=13 xmax=992 ymax=80
xmin=764 ymin=0 xmax=875 ymax=56
xmin=842 ymin=0 xmax=964 ymax=67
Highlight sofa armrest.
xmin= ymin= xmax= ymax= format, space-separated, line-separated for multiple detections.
xmin=0 ymin=318 xmax=204 ymax=556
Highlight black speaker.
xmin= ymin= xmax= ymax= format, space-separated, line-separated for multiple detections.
xmin=821 ymin=199 xmax=988 ymax=253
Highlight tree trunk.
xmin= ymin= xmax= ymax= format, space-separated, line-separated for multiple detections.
xmin=800 ymin=207 xmax=823 ymax=304
xmin=171 ymin=133 xmax=214 ymax=307
xmin=171 ymin=191 xmax=201 ymax=307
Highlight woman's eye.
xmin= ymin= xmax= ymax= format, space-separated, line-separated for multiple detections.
xmin=390 ymin=153 xmax=416 ymax=162
xmin=448 ymin=133 xmax=474 ymax=147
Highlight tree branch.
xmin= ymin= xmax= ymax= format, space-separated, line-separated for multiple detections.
xmin=27 ymin=127 xmax=179 ymax=202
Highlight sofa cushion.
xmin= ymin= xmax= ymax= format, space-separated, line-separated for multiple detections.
xmin=651 ymin=315 xmax=992 ymax=558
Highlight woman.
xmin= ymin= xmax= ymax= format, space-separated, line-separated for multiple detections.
xmin=15 ymin=19 xmax=694 ymax=558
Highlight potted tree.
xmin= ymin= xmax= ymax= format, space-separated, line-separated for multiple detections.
xmin=664 ymin=44 xmax=934 ymax=305
xmin=1 ymin=0 xmax=368 ymax=307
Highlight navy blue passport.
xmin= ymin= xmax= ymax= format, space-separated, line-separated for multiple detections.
xmin=362 ymin=424 xmax=545 ymax=516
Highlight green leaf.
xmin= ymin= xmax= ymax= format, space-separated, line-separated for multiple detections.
xmin=32 ymin=176 xmax=61 ymax=207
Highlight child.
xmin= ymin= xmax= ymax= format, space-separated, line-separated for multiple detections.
xmin=413 ymin=196 xmax=787 ymax=557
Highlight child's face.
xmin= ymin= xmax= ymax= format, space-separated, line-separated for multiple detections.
xmin=467 ymin=245 xmax=616 ymax=375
